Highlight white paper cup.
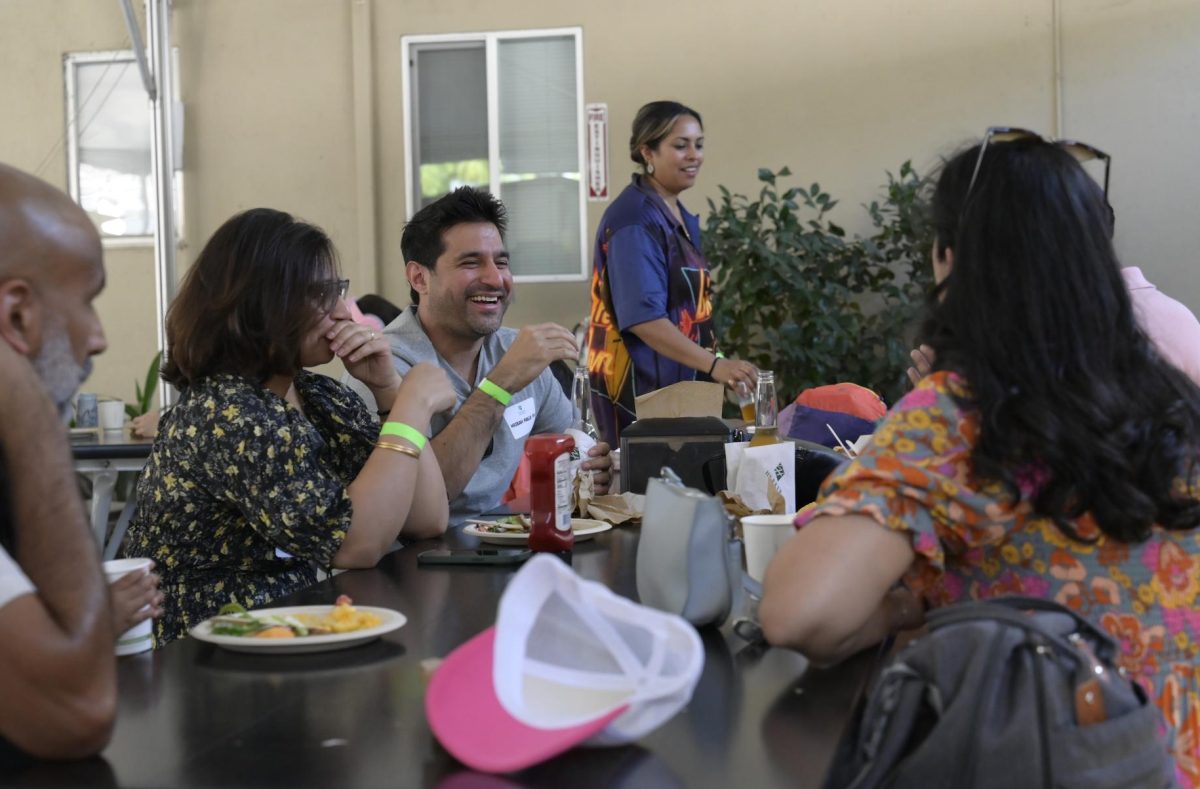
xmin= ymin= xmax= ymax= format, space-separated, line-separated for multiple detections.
xmin=103 ymin=558 xmax=154 ymax=655
xmin=741 ymin=514 xmax=797 ymax=583
xmin=98 ymin=400 xmax=125 ymax=431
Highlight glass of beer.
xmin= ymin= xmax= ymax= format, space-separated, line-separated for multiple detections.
xmin=736 ymin=381 xmax=756 ymax=422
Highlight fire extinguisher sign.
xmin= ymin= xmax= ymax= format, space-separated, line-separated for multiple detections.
xmin=586 ymin=103 xmax=609 ymax=201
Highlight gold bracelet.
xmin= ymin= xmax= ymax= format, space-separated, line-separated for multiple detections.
xmin=375 ymin=440 xmax=421 ymax=460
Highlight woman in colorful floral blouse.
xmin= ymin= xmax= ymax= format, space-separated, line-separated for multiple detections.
xmin=123 ymin=208 xmax=456 ymax=645
xmin=759 ymin=135 xmax=1200 ymax=782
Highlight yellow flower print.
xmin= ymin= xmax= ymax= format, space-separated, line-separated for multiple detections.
xmin=1174 ymin=632 xmax=1190 ymax=652
xmin=221 ymin=405 xmax=239 ymax=421
xmin=981 ymin=558 xmax=1001 ymax=578
xmin=1132 ymin=600 xmax=1146 ymax=615
xmin=906 ymin=410 xmax=932 ymax=429
xmin=213 ymin=425 xmax=225 ymax=438
xmin=1136 ymin=584 xmax=1155 ymax=605
xmin=894 ymin=438 xmax=917 ymax=454
xmin=1001 ymin=544 xmax=1020 ymax=564
xmin=1032 ymin=559 xmax=1047 ymax=574
xmin=1021 ymin=543 xmax=1034 ymax=560
xmin=1038 ymin=521 xmax=1070 ymax=550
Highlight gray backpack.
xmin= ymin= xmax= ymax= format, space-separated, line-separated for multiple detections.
xmin=825 ymin=597 xmax=1175 ymax=789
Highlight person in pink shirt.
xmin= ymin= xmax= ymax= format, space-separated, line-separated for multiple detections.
xmin=1121 ymin=266 xmax=1200 ymax=386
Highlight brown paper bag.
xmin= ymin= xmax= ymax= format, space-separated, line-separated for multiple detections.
xmin=634 ymin=381 xmax=725 ymax=419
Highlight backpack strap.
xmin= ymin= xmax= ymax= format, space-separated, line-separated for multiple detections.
xmin=927 ymin=596 xmax=1118 ymax=670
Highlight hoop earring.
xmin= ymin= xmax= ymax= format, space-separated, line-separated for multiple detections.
xmin=646 ymin=163 xmax=655 ymax=175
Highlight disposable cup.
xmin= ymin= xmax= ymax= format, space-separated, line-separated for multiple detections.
xmin=75 ymin=392 xmax=98 ymax=428
xmin=741 ymin=514 xmax=797 ymax=583
xmin=103 ymin=558 xmax=154 ymax=655
xmin=99 ymin=400 xmax=125 ymax=431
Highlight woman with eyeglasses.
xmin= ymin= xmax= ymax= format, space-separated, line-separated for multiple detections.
xmin=586 ymin=100 xmax=757 ymax=446
xmin=123 ymin=208 xmax=456 ymax=645
xmin=759 ymin=136 xmax=1200 ymax=781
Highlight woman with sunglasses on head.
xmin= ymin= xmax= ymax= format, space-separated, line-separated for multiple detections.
xmin=586 ymin=100 xmax=757 ymax=446
xmin=759 ymin=135 xmax=1200 ymax=781
xmin=122 ymin=208 xmax=456 ymax=645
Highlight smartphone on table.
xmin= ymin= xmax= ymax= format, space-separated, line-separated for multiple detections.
xmin=417 ymin=548 xmax=532 ymax=567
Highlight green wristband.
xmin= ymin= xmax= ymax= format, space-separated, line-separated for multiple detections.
xmin=379 ymin=421 xmax=428 ymax=452
xmin=478 ymin=377 xmax=513 ymax=406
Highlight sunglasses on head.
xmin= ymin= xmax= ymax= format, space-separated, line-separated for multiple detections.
xmin=966 ymin=126 xmax=1111 ymax=200
xmin=310 ymin=278 xmax=350 ymax=312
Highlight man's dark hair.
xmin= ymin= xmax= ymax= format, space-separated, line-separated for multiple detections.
xmin=162 ymin=208 xmax=339 ymax=387
xmin=401 ymin=187 xmax=507 ymax=305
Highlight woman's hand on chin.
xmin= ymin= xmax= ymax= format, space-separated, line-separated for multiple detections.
xmin=329 ymin=321 xmax=400 ymax=394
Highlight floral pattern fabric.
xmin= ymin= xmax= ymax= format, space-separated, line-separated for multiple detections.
xmin=799 ymin=371 xmax=1200 ymax=784
xmin=122 ymin=372 xmax=377 ymax=645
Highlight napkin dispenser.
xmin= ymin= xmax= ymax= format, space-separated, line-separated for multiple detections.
xmin=620 ymin=417 xmax=744 ymax=495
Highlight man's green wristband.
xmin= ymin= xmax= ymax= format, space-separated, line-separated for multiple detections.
xmin=478 ymin=377 xmax=513 ymax=406
xmin=379 ymin=422 xmax=428 ymax=452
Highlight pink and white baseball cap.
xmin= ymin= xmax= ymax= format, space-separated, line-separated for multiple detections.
xmin=425 ymin=554 xmax=704 ymax=773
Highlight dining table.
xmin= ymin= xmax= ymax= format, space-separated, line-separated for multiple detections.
xmin=70 ymin=429 xmax=154 ymax=559
xmin=7 ymin=524 xmax=875 ymax=788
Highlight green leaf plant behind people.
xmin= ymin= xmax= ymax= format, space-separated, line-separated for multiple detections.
xmin=118 ymin=350 xmax=162 ymax=502
xmin=704 ymin=163 xmax=934 ymax=407
xmin=125 ymin=350 xmax=163 ymax=420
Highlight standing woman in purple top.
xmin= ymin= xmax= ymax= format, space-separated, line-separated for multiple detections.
xmin=586 ymin=101 xmax=757 ymax=445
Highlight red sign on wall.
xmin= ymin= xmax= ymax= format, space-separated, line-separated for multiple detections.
xmin=586 ymin=103 xmax=609 ymax=201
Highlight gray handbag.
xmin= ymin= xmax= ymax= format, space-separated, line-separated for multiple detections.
xmin=636 ymin=468 xmax=756 ymax=627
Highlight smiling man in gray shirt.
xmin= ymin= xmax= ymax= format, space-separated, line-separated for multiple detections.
xmin=360 ymin=188 xmax=612 ymax=523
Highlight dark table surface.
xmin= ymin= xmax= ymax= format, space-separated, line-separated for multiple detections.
xmin=10 ymin=526 xmax=872 ymax=788
xmin=69 ymin=430 xmax=155 ymax=460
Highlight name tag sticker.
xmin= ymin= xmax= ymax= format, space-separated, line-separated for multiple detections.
xmin=504 ymin=399 xmax=537 ymax=440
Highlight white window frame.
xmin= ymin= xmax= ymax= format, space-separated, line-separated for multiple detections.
xmin=401 ymin=28 xmax=588 ymax=283
xmin=64 ymin=49 xmax=184 ymax=248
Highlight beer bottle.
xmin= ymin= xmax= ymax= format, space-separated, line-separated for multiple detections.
xmin=749 ymin=370 xmax=782 ymax=447
xmin=571 ymin=365 xmax=601 ymax=442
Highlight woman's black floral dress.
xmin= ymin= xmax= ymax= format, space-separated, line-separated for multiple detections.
xmin=122 ymin=371 xmax=377 ymax=645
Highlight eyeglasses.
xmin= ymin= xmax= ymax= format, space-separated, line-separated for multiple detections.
xmin=966 ymin=126 xmax=1111 ymax=201
xmin=310 ymin=278 xmax=350 ymax=312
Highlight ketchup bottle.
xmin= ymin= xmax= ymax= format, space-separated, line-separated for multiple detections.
xmin=525 ymin=433 xmax=575 ymax=558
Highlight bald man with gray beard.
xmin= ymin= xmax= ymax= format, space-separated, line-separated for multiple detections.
xmin=0 ymin=163 xmax=119 ymax=761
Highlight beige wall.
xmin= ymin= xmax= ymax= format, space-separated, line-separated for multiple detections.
xmin=0 ymin=0 xmax=158 ymax=404
xmin=2 ymin=0 xmax=1199 ymax=396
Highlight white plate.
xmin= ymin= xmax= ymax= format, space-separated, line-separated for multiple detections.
xmin=463 ymin=518 xmax=612 ymax=546
xmin=189 ymin=605 xmax=406 ymax=654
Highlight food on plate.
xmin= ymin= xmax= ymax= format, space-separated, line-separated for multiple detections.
xmin=209 ymin=594 xmax=382 ymax=638
xmin=466 ymin=514 xmax=532 ymax=534
xmin=466 ymin=516 xmax=607 ymax=535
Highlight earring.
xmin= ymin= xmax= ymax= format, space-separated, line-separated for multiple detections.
xmin=647 ymin=163 xmax=655 ymax=175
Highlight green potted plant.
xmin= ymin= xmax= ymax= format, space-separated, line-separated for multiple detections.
xmin=703 ymin=162 xmax=934 ymax=406
xmin=117 ymin=351 xmax=161 ymax=503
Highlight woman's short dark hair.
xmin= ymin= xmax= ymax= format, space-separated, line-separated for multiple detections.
xmin=162 ymin=208 xmax=339 ymax=387
xmin=629 ymin=101 xmax=703 ymax=168
xmin=923 ymin=138 xmax=1200 ymax=543
xmin=401 ymin=187 xmax=507 ymax=305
